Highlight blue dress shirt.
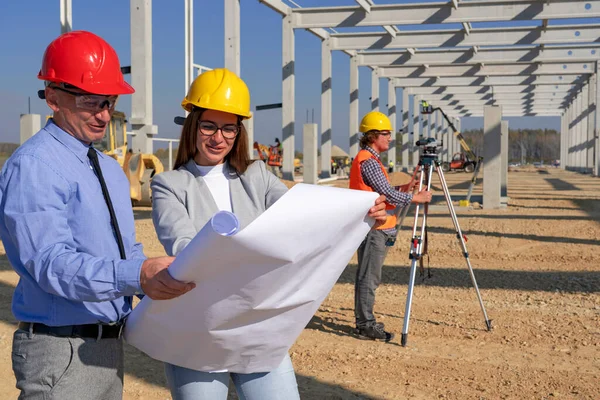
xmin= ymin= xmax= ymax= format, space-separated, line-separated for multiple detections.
xmin=0 ymin=119 xmax=146 ymax=326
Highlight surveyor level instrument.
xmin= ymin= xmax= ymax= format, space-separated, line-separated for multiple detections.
xmin=420 ymin=101 xmax=483 ymax=205
xmin=400 ymin=137 xmax=493 ymax=347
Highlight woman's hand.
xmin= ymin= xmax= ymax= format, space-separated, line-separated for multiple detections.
xmin=368 ymin=194 xmax=389 ymax=229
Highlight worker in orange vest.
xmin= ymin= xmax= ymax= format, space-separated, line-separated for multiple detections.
xmin=349 ymin=111 xmax=432 ymax=342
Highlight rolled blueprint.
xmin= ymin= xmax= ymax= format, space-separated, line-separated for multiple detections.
xmin=124 ymin=183 xmax=379 ymax=373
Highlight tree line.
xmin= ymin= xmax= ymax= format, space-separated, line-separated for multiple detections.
xmin=462 ymin=128 xmax=560 ymax=164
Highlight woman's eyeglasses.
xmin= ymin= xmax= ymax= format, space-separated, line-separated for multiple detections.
xmin=198 ymin=121 xmax=240 ymax=139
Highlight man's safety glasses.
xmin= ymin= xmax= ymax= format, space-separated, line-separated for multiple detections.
xmin=198 ymin=121 xmax=240 ymax=139
xmin=51 ymin=86 xmax=119 ymax=113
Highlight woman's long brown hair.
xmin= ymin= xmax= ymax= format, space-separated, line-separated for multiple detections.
xmin=173 ymin=107 xmax=253 ymax=174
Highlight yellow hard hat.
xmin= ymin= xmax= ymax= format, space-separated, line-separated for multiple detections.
xmin=181 ymin=68 xmax=252 ymax=119
xmin=359 ymin=111 xmax=392 ymax=133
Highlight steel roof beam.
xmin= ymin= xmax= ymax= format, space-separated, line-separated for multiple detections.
xmin=406 ymin=84 xmax=578 ymax=94
xmin=380 ymin=62 xmax=593 ymax=78
xmin=358 ymin=44 xmax=600 ymax=67
xmin=330 ymin=24 xmax=600 ymax=51
xmin=394 ymin=74 xmax=586 ymax=87
xmin=290 ymin=0 xmax=600 ymax=29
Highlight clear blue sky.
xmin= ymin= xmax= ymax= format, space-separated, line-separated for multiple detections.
xmin=0 ymin=0 xmax=596 ymax=150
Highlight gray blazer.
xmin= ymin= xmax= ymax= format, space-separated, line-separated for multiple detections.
xmin=151 ymin=159 xmax=288 ymax=256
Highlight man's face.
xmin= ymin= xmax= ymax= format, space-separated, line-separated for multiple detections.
xmin=371 ymin=130 xmax=392 ymax=153
xmin=45 ymin=85 xmax=119 ymax=144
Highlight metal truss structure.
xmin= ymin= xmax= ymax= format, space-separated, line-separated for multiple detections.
xmin=259 ymin=0 xmax=600 ymax=180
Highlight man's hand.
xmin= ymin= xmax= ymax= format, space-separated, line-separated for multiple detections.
xmin=411 ymin=189 xmax=433 ymax=204
xmin=369 ymin=194 xmax=389 ymax=229
xmin=140 ymin=256 xmax=196 ymax=300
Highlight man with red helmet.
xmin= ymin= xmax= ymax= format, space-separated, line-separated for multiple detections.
xmin=0 ymin=31 xmax=195 ymax=399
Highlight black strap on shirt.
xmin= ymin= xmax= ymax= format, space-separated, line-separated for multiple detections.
xmin=87 ymin=147 xmax=126 ymax=260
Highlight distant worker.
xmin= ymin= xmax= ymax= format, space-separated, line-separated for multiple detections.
xmin=274 ymin=137 xmax=283 ymax=155
xmin=0 ymin=31 xmax=195 ymax=399
xmin=388 ymin=160 xmax=394 ymax=173
xmin=349 ymin=111 xmax=433 ymax=342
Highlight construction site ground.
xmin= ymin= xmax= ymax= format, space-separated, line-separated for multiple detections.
xmin=0 ymin=166 xmax=598 ymax=399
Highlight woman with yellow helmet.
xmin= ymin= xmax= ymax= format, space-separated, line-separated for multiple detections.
xmin=150 ymin=69 xmax=388 ymax=399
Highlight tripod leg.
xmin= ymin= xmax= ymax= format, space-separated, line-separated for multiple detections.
xmin=401 ymin=164 xmax=434 ymax=346
xmin=435 ymin=165 xmax=493 ymax=331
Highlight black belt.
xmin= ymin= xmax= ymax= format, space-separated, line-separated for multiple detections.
xmin=18 ymin=322 xmax=124 ymax=340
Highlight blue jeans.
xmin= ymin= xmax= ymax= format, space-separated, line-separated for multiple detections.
xmin=164 ymin=353 xmax=300 ymax=400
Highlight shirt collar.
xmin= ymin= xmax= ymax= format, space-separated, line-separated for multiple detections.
xmin=364 ymin=146 xmax=380 ymax=159
xmin=44 ymin=118 xmax=106 ymax=163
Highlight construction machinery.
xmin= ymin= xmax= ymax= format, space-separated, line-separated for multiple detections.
xmin=421 ymin=100 xmax=483 ymax=204
xmin=100 ymin=111 xmax=164 ymax=206
xmin=253 ymin=141 xmax=303 ymax=175
xmin=43 ymin=107 xmax=163 ymax=206
xmin=442 ymin=152 xmax=477 ymax=173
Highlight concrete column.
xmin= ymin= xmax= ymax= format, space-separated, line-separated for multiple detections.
xmin=574 ymin=95 xmax=580 ymax=170
xmin=303 ymin=124 xmax=318 ymax=184
xmin=60 ymin=0 xmax=72 ymax=33
xmin=483 ymin=106 xmax=503 ymax=209
xmin=501 ymin=120 xmax=509 ymax=204
xmin=387 ymin=79 xmax=396 ymax=170
xmin=587 ymin=75 xmax=596 ymax=174
xmin=412 ymin=95 xmax=420 ymax=169
xmin=371 ymin=68 xmax=379 ymax=111
xmin=245 ymin=118 xmax=254 ymax=160
xmin=320 ymin=38 xmax=332 ymax=179
xmin=184 ymin=0 xmax=194 ymax=98
xmin=402 ymin=89 xmax=409 ymax=171
xmin=20 ymin=114 xmax=41 ymax=145
xmin=560 ymin=113 xmax=566 ymax=169
xmin=595 ymin=62 xmax=600 ymax=176
xmin=130 ymin=0 xmax=157 ymax=155
xmin=581 ymin=84 xmax=589 ymax=172
xmin=224 ymin=0 xmax=252 ymax=158
xmin=224 ymin=0 xmax=240 ymax=75
xmin=442 ymin=118 xmax=449 ymax=162
xmin=454 ymin=118 xmax=462 ymax=156
xmin=281 ymin=13 xmax=295 ymax=181
xmin=349 ymin=55 xmax=359 ymax=158
xmin=568 ymin=101 xmax=574 ymax=170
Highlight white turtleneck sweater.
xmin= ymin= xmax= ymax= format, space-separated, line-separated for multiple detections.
xmin=195 ymin=163 xmax=232 ymax=212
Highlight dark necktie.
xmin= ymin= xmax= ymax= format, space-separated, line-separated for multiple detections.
xmin=87 ymin=147 xmax=127 ymax=260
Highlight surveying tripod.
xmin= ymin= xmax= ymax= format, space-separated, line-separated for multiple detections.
xmin=400 ymin=138 xmax=492 ymax=347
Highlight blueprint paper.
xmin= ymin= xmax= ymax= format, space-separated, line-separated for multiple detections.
xmin=124 ymin=183 xmax=379 ymax=373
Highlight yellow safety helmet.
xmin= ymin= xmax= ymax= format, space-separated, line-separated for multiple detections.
xmin=181 ymin=68 xmax=252 ymax=119
xmin=359 ymin=111 xmax=392 ymax=133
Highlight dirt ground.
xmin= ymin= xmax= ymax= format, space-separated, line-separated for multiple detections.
xmin=0 ymin=167 xmax=598 ymax=399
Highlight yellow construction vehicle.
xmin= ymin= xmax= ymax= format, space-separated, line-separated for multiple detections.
xmin=100 ymin=111 xmax=164 ymax=206
xmin=45 ymin=110 xmax=163 ymax=206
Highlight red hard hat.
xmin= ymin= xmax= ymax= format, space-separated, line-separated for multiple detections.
xmin=37 ymin=30 xmax=134 ymax=95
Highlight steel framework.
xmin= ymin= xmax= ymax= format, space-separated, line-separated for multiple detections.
xmin=258 ymin=0 xmax=600 ymax=179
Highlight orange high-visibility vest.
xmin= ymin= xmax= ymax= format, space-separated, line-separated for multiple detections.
xmin=349 ymin=149 xmax=397 ymax=230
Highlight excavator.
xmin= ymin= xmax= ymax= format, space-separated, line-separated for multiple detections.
xmin=42 ymin=102 xmax=164 ymax=206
